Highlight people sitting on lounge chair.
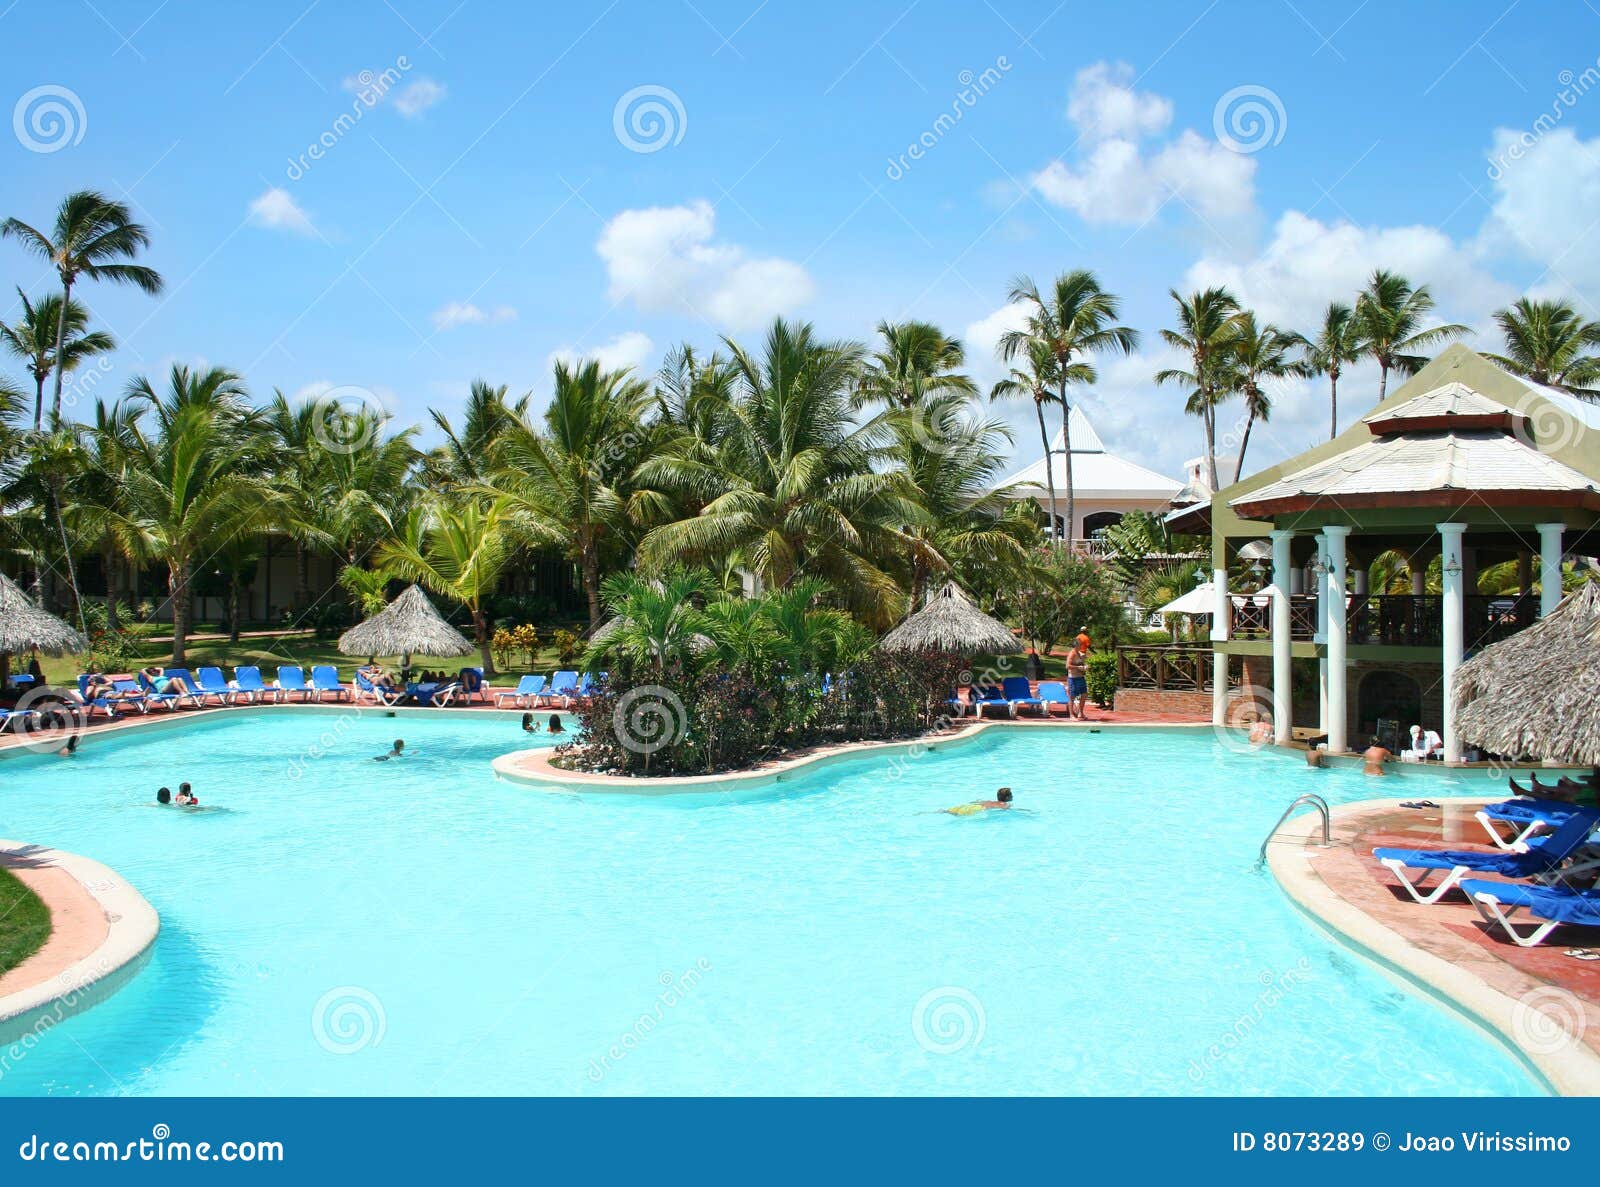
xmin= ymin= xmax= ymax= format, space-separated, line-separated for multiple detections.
xmin=374 ymin=738 xmax=406 ymax=761
xmin=358 ymin=663 xmax=400 ymax=692
xmin=1363 ymin=737 xmax=1392 ymax=776
xmin=1403 ymin=724 xmax=1443 ymax=761
xmin=141 ymin=665 xmax=194 ymax=696
xmin=946 ymin=788 xmax=1013 ymax=815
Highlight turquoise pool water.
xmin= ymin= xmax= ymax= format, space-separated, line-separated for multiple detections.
xmin=0 ymin=711 xmax=1539 ymax=1096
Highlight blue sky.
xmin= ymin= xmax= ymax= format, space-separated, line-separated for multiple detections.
xmin=3 ymin=0 xmax=1596 ymax=481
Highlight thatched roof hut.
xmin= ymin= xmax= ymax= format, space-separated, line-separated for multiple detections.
xmin=0 ymin=571 xmax=88 ymax=656
xmin=1455 ymin=581 xmax=1600 ymax=765
xmin=879 ymin=582 xmax=1019 ymax=655
xmin=337 ymin=584 xmax=471 ymax=660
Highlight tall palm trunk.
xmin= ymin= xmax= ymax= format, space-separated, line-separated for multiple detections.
xmin=32 ymin=373 xmax=45 ymax=432
xmin=1328 ymin=371 xmax=1339 ymax=440
xmin=51 ymin=277 xmax=71 ymax=421
xmin=169 ymin=560 xmax=191 ymax=665
xmin=472 ymin=607 xmax=496 ymax=677
xmin=50 ymin=490 xmax=85 ymax=632
xmin=1376 ymin=358 xmax=1390 ymax=404
xmin=1202 ymin=397 xmax=1218 ymax=491
xmin=581 ymin=539 xmax=601 ymax=629
xmin=102 ymin=543 xmax=120 ymax=630
xmin=1034 ymin=399 xmax=1057 ymax=543
xmin=293 ymin=542 xmax=310 ymax=613
xmin=1057 ymin=379 xmax=1075 ymax=551
xmin=1233 ymin=413 xmax=1255 ymax=485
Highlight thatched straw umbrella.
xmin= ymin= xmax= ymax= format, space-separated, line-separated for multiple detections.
xmin=0 ymin=571 xmax=89 ymax=688
xmin=879 ymin=582 xmax=1019 ymax=655
xmin=337 ymin=584 xmax=471 ymax=678
xmin=1455 ymin=581 xmax=1600 ymax=765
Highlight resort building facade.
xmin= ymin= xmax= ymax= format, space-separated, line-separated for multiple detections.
xmin=1172 ymin=345 xmax=1600 ymax=762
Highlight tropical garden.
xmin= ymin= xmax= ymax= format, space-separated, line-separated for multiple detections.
xmin=3 ymin=189 xmax=1598 ymax=770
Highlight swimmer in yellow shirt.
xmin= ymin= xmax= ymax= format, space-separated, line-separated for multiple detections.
xmin=945 ymin=788 xmax=1013 ymax=815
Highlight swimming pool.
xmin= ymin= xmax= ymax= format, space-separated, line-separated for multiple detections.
xmin=0 ymin=710 xmax=1540 ymax=1095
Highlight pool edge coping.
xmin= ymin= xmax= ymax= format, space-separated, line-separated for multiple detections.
xmin=0 ymin=840 xmax=160 ymax=1045
xmin=1265 ymin=801 xmax=1599 ymax=1097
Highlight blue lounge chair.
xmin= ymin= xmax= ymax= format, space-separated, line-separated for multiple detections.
xmin=1036 ymin=681 xmax=1070 ymax=714
xmin=194 ymin=666 xmax=234 ymax=706
xmin=0 ymin=706 xmax=40 ymax=732
xmin=162 ymin=669 xmax=205 ymax=709
xmin=110 ymin=678 xmax=149 ymax=713
xmin=544 ymin=670 xmax=579 ymax=707
xmin=1374 ymin=808 xmax=1600 ymax=904
xmin=233 ymin=666 xmax=278 ymax=704
xmin=1475 ymin=796 xmax=1588 ymax=850
xmin=457 ymin=667 xmax=487 ymax=704
xmin=1002 ymin=676 xmax=1044 ymax=716
xmin=277 ymin=666 xmax=311 ymax=702
xmin=496 ymin=675 xmax=545 ymax=709
xmin=1463 ymin=879 xmax=1600 ymax=947
xmin=135 ymin=671 xmax=185 ymax=711
xmin=406 ymin=679 xmax=458 ymax=707
xmin=77 ymin=675 xmax=127 ymax=719
xmin=354 ymin=670 xmax=402 ymax=706
xmin=970 ymin=680 xmax=1010 ymax=718
xmin=944 ymin=689 xmax=967 ymax=718
xmin=310 ymin=665 xmax=350 ymax=703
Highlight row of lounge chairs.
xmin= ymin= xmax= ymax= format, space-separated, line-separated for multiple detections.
xmin=946 ymin=677 xmax=1075 ymax=719
xmin=1374 ymin=788 xmax=1600 ymax=947
xmin=493 ymin=671 xmax=600 ymax=709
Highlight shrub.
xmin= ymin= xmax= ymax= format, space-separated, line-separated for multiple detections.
xmin=1085 ymin=652 xmax=1117 ymax=707
xmin=551 ymin=628 xmax=582 ymax=665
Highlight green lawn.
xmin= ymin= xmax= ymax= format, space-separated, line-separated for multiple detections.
xmin=0 ymin=868 xmax=51 ymax=976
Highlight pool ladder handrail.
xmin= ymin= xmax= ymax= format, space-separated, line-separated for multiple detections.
xmin=1258 ymin=793 xmax=1333 ymax=866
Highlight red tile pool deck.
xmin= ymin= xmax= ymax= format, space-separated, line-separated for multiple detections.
xmin=1267 ymin=797 xmax=1600 ymax=1094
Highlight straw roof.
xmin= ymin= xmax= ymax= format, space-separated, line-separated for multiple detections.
xmin=1455 ymin=581 xmax=1600 ymax=764
xmin=879 ymin=582 xmax=1020 ymax=655
xmin=336 ymin=584 xmax=472 ymax=658
xmin=0 ymin=571 xmax=88 ymax=655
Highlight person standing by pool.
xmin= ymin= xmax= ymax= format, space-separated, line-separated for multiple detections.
xmin=1065 ymin=639 xmax=1089 ymax=720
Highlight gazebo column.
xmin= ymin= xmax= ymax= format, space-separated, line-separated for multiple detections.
xmin=1210 ymin=561 xmax=1230 ymax=727
xmin=1324 ymin=526 xmax=1350 ymax=753
xmin=1538 ymin=523 xmax=1565 ymax=617
xmin=1314 ymin=534 xmax=1329 ymax=737
xmin=1270 ymin=529 xmax=1294 ymax=745
xmin=1439 ymin=523 xmax=1467 ymax=764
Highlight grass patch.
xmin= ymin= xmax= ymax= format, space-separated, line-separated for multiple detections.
xmin=0 ymin=868 xmax=51 ymax=976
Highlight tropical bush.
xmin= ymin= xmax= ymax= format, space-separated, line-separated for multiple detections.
xmin=1001 ymin=547 xmax=1127 ymax=655
xmin=1085 ymin=652 xmax=1118 ymax=707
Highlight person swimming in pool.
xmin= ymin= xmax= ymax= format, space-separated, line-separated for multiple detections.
xmin=174 ymin=782 xmax=200 ymax=807
xmin=521 ymin=712 xmax=538 ymax=733
xmin=57 ymin=734 xmax=78 ymax=757
xmin=945 ymin=788 xmax=1013 ymax=815
xmin=156 ymin=786 xmax=172 ymax=805
xmin=547 ymin=715 xmax=564 ymax=734
xmin=374 ymin=738 xmax=406 ymax=761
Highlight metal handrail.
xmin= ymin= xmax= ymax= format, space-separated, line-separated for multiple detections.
xmin=1258 ymin=793 xmax=1333 ymax=866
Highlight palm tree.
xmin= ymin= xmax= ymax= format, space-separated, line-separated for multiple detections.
xmin=999 ymin=271 xmax=1138 ymax=547
xmin=478 ymin=360 xmax=656 ymax=629
xmin=856 ymin=320 xmax=976 ymax=411
xmin=989 ymin=340 xmax=1062 ymax=540
xmin=1301 ymin=302 xmax=1360 ymax=440
xmin=378 ymin=497 xmax=513 ymax=676
xmin=1351 ymin=270 xmax=1470 ymax=403
xmin=637 ymin=319 xmax=900 ymax=611
xmin=0 ymin=290 xmax=114 ymax=430
xmin=103 ymin=366 xmax=280 ymax=663
xmin=1223 ymin=313 xmax=1307 ymax=483
xmin=2 ymin=191 xmax=162 ymax=421
xmin=426 ymin=380 xmax=529 ymax=487
xmin=590 ymin=568 xmax=718 ymax=677
xmin=1486 ymin=297 xmax=1600 ymax=397
xmin=1155 ymin=286 xmax=1242 ymax=491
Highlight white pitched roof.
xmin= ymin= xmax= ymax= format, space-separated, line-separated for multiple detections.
xmin=996 ymin=405 xmax=1182 ymax=501
xmin=1360 ymin=381 xmax=1507 ymax=422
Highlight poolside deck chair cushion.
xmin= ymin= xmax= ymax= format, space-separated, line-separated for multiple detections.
xmin=545 ymin=671 xmax=579 ymax=703
xmin=1036 ymin=680 xmax=1069 ymax=707
xmin=194 ymin=666 xmax=233 ymax=705
xmin=1375 ymin=808 xmax=1600 ymax=904
xmin=277 ymin=666 xmax=311 ymax=701
xmin=496 ymin=675 xmax=545 ymax=708
xmin=310 ymin=665 xmax=350 ymax=702
xmin=233 ymin=666 xmax=278 ymax=703
xmin=1462 ymin=878 xmax=1600 ymax=947
xmin=1001 ymin=676 xmax=1043 ymax=714
xmin=1476 ymin=796 xmax=1586 ymax=849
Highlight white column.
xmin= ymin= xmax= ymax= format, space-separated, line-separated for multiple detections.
xmin=1211 ymin=566 xmax=1230 ymax=727
xmin=1324 ymin=526 xmax=1350 ymax=753
xmin=1270 ymin=529 xmax=1294 ymax=745
xmin=1537 ymin=522 xmax=1565 ymax=618
xmin=1314 ymin=535 xmax=1329 ymax=736
xmin=1410 ymin=566 xmax=1426 ymax=597
xmin=1439 ymin=523 xmax=1467 ymax=764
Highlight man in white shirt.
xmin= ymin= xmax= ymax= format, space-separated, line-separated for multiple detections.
xmin=1404 ymin=724 xmax=1443 ymax=761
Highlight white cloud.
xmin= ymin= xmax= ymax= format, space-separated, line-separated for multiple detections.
xmin=393 ymin=78 xmax=446 ymax=117
xmin=248 ymin=187 xmax=315 ymax=235
xmin=430 ymin=302 xmax=517 ymax=331
xmin=596 ymin=200 xmax=815 ymax=330
xmin=545 ymin=331 xmax=656 ymax=375
xmin=1032 ymin=130 xmax=1255 ymax=225
xmin=1482 ymin=127 xmax=1600 ymax=300
xmin=1066 ymin=61 xmax=1172 ymax=142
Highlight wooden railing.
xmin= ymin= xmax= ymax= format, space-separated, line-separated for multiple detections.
xmin=1116 ymin=644 xmax=1220 ymax=692
xmin=1228 ymin=592 xmax=1540 ymax=649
